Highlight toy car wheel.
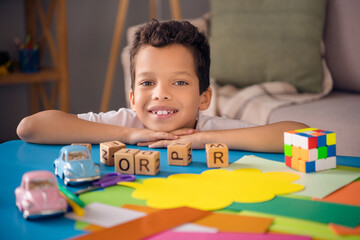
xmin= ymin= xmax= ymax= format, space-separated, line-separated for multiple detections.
xmin=63 ymin=175 xmax=69 ymax=186
xmin=54 ymin=163 xmax=58 ymax=176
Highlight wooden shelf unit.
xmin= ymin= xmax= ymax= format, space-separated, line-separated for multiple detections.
xmin=0 ymin=69 xmax=59 ymax=85
xmin=0 ymin=0 xmax=69 ymax=114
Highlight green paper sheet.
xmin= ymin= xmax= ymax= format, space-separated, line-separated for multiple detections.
xmin=225 ymin=196 xmax=360 ymax=228
xmin=240 ymin=211 xmax=360 ymax=240
xmin=79 ymin=180 xmax=147 ymax=207
xmin=222 ymin=155 xmax=360 ymax=198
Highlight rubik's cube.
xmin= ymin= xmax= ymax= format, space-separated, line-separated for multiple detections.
xmin=284 ymin=128 xmax=336 ymax=173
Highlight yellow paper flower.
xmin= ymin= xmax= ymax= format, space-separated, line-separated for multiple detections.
xmin=119 ymin=168 xmax=304 ymax=211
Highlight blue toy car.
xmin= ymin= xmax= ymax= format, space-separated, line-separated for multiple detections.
xmin=54 ymin=145 xmax=100 ymax=185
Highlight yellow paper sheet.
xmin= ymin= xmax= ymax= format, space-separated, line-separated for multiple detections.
xmin=119 ymin=168 xmax=304 ymax=210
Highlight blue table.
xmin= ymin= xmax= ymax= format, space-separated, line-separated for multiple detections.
xmin=1 ymin=140 xmax=359 ymax=239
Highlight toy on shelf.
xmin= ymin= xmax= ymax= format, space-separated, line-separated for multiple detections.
xmin=284 ymin=128 xmax=337 ymax=173
xmin=54 ymin=145 xmax=100 ymax=185
xmin=15 ymin=170 xmax=67 ymax=219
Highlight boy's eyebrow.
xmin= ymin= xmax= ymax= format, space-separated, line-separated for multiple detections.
xmin=172 ymin=71 xmax=192 ymax=77
xmin=136 ymin=72 xmax=155 ymax=78
xmin=136 ymin=71 xmax=193 ymax=77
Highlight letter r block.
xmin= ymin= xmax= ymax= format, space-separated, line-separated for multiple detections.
xmin=100 ymin=141 xmax=126 ymax=166
xmin=167 ymin=142 xmax=192 ymax=166
xmin=205 ymin=143 xmax=229 ymax=168
xmin=114 ymin=148 xmax=140 ymax=174
xmin=135 ymin=151 xmax=160 ymax=175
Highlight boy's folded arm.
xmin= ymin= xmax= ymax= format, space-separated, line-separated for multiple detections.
xmin=17 ymin=110 xmax=128 ymax=144
xmin=145 ymin=121 xmax=308 ymax=153
xmin=16 ymin=110 xmax=180 ymax=145
xmin=200 ymin=121 xmax=309 ymax=153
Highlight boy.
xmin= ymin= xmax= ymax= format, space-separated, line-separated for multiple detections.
xmin=17 ymin=20 xmax=307 ymax=152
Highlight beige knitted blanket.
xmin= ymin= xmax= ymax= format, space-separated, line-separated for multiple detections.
xmin=203 ymin=59 xmax=333 ymax=125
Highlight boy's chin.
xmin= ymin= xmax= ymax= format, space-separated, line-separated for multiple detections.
xmin=145 ymin=124 xmax=178 ymax=133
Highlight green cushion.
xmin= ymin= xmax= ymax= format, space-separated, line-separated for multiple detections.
xmin=210 ymin=0 xmax=327 ymax=93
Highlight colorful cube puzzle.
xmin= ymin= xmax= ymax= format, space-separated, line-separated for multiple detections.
xmin=284 ymin=128 xmax=336 ymax=173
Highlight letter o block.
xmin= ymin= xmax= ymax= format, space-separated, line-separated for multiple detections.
xmin=135 ymin=151 xmax=160 ymax=175
xmin=168 ymin=142 xmax=192 ymax=166
xmin=205 ymin=143 xmax=229 ymax=168
xmin=114 ymin=149 xmax=140 ymax=174
xmin=100 ymin=141 xmax=126 ymax=166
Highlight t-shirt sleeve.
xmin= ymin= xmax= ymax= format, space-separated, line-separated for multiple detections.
xmin=196 ymin=114 xmax=258 ymax=131
xmin=77 ymin=108 xmax=144 ymax=128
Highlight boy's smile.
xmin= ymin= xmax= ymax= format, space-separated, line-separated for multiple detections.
xmin=130 ymin=44 xmax=211 ymax=132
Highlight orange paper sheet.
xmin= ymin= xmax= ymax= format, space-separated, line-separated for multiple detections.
xmin=313 ymin=181 xmax=360 ymax=206
xmin=330 ymin=223 xmax=360 ymax=236
xmin=74 ymin=207 xmax=210 ymax=240
xmin=83 ymin=224 xmax=105 ymax=233
xmin=195 ymin=212 xmax=273 ymax=233
xmin=122 ymin=203 xmax=160 ymax=214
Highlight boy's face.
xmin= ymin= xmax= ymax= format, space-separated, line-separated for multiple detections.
xmin=130 ymin=44 xmax=211 ymax=132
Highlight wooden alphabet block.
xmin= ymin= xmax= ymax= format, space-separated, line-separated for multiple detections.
xmin=205 ymin=143 xmax=229 ymax=168
xmin=135 ymin=150 xmax=160 ymax=175
xmin=71 ymin=143 xmax=92 ymax=153
xmin=100 ymin=141 xmax=126 ymax=166
xmin=114 ymin=149 xmax=140 ymax=174
xmin=168 ymin=142 xmax=192 ymax=166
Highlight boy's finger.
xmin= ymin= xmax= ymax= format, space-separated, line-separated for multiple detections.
xmin=148 ymin=140 xmax=169 ymax=148
xmin=171 ymin=128 xmax=198 ymax=136
xmin=153 ymin=132 xmax=179 ymax=140
xmin=137 ymin=141 xmax=154 ymax=146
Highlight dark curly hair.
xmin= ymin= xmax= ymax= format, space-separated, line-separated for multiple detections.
xmin=130 ymin=19 xmax=210 ymax=94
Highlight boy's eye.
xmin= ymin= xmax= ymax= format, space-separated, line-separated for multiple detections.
xmin=174 ymin=80 xmax=188 ymax=86
xmin=139 ymin=81 xmax=154 ymax=86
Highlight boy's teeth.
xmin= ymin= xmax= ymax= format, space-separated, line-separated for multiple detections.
xmin=152 ymin=110 xmax=175 ymax=115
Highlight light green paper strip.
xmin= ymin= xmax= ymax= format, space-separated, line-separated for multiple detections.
xmin=222 ymin=155 xmax=360 ymax=198
xmin=240 ymin=211 xmax=360 ymax=240
xmin=79 ymin=179 xmax=146 ymax=207
xmin=74 ymin=221 xmax=89 ymax=231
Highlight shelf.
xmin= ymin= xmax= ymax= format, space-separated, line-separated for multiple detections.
xmin=0 ymin=0 xmax=70 ymax=113
xmin=0 ymin=69 xmax=60 ymax=85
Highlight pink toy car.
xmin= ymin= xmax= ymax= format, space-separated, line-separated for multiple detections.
xmin=15 ymin=170 xmax=67 ymax=219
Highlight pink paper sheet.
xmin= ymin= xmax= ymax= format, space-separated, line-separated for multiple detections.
xmin=145 ymin=231 xmax=311 ymax=240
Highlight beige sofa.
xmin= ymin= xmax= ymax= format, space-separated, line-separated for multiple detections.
xmin=121 ymin=0 xmax=360 ymax=157
xmin=268 ymin=0 xmax=360 ymax=157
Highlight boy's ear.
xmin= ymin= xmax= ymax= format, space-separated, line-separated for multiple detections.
xmin=199 ymin=87 xmax=212 ymax=111
xmin=129 ymin=89 xmax=136 ymax=111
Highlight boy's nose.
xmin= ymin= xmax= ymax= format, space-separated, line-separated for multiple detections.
xmin=152 ymin=85 xmax=172 ymax=101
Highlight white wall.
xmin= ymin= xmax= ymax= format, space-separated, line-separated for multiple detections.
xmin=0 ymin=0 xmax=209 ymax=142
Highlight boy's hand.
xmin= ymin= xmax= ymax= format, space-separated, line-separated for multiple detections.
xmin=137 ymin=131 xmax=205 ymax=149
xmin=126 ymin=128 xmax=180 ymax=145
xmin=170 ymin=128 xmax=199 ymax=136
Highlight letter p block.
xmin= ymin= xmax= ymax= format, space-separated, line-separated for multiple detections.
xmin=168 ymin=142 xmax=192 ymax=166
xmin=135 ymin=151 xmax=160 ymax=175
xmin=205 ymin=143 xmax=229 ymax=168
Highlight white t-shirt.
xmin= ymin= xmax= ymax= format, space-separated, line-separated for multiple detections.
xmin=78 ymin=108 xmax=257 ymax=131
